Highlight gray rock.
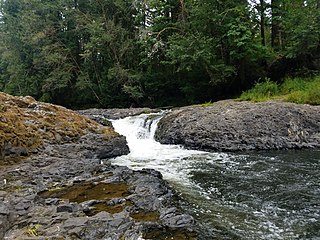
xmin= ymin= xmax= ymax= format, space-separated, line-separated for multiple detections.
xmin=57 ymin=203 xmax=74 ymax=213
xmin=1 ymin=118 xmax=197 ymax=239
xmin=0 ymin=203 xmax=9 ymax=215
xmin=156 ymin=100 xmax=320 ymax=151
xmin=79 ymin=108 xmax=158 ymax=120
xmin=162 ymin=214 xmax=194 ymax=228
xmin=97 ymin=136 xmax=129 ymax=159
xmin=63 ymin=217 xmax=89 ymax=229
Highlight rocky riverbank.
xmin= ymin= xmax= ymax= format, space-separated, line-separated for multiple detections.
xmin=79 ymin=108 xmax=159 ymax=122
xmin=0 ymin=93 xmax=197 ymax=240
xmin=155 ymin=100 xmax=320 ymax=151
xmin=0 ymin=135 xmax=196 ymax=239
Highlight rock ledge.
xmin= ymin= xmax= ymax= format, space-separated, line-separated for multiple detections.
xmin=155 ymin=100 xmax=320 ymax=151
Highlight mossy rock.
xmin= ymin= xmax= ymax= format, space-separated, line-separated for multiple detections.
xmin=0 ymin=92 xmax=111 ymax=160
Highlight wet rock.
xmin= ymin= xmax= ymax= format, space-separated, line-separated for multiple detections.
xmin=1 ymin=101 xmax=198 ymax=239
xmin=57 ymin=203 xmax=75 ymax=213
xmin=128 ymin=195 xmax=162 ymax=211
xmin=96 ymin=136 xmax=129 ymax=159
xmin=162 ymin=214 xmax=194 ymax=228
xmin=1 ymin=133 xmax=197 ymax=239
xmin=156 ymin=100 xmax=320 ymax=151
xmin=79 ymin=107 xmax=159 ymax=120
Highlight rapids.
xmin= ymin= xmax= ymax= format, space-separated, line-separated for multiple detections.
xmin=111 ymin=112 xmax=320 ymax=239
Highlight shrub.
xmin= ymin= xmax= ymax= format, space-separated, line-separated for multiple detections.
xmin=239 ymin=75 xmax=320 ymax=105
xmin=239 ymin=79 xmax=279 ymax=101
xmin=305 ymin=78 xmax=320 ymax=105
xmin=285 ymin=91 xmax=307 ymax=104
xmin=281 ymin=78 xmax=306 ymax=94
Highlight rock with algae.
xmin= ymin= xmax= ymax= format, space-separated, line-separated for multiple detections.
xmin=0 ymin=92 xmax=119 ymax=159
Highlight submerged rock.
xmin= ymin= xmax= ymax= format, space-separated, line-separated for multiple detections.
xmin=155 ymin=100 xmax=320 ymax=151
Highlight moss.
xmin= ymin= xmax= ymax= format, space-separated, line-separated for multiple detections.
xmin=0 ymin=92 xmax=103 ymax=159
xmin=26 ymin=224 xmax=42 ymax=237
xmin=101 ymin=127 xmax=120 ymax=141
xmin=0 ymin=156 xmax=28 ymax=166
xmin=200 ymin=101 xmax=214 ymax=107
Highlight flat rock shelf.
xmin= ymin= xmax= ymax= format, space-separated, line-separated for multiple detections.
xmin=0 ymin=132 xmax=197 ymax=240
xmin=155 ymin=100 xmax=320 ymax=151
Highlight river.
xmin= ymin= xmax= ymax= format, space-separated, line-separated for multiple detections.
xmin=110 ymin=112 xmax=320 ymax=239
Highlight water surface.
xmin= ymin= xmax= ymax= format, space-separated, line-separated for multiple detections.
xmin=111 ymin=113 xmax=320 ymax=239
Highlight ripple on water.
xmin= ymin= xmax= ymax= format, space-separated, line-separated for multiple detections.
xmin=111 ymin=114 xmax=320 ymax=239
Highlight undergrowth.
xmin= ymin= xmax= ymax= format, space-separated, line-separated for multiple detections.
xmin=239 ymin=75 xmax=320 ymax=105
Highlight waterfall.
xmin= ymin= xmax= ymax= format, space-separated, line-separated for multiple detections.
xmin=110 ymin=112 xmax=210 ymax=183
xmin=110 ymin=112 xmax=320 ymax=239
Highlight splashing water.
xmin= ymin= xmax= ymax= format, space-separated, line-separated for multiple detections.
xmin=111 ymin=112 xmax=224 ymax=185
xmin=111 ymin=112 xmax=320 ymax=239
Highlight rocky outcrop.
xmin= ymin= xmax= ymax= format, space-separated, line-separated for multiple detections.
xmin=0 ymin=135 xmax=196 ymax=240
xmin=155 ymin=100 xmax=320 ymax=151
xmin=0 ymin=92 xmax=103 ymax=159
xmin=0 ymin=93 xmax=197 ymax=239
xmin=79 ymin=108 xmax=159 ymax=122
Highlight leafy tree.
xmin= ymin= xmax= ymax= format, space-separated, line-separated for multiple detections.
xmin=0 ymin=0 xmax=318 ymax=107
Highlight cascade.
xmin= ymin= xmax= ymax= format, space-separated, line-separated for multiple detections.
xmin=110 ymin=112 xmax=320 ymax=239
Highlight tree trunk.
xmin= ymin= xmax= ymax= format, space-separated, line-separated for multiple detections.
xmin=271 ymin=0 xmax=281 ymax=50
xmin=260 ymin=0 xmax=266 ymax=46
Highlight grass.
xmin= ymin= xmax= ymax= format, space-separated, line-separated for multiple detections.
xmin=201 ymin=101 xmax=214 ymax=107
xmin=26 ymin=224 xmax=41 ymax=237
xmin=239 ymin=79 xmax=279 ymax=102
xmin=239 ymin=75 xmax=320 ymax=105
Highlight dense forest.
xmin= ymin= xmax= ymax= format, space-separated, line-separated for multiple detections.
xmin=0 ymin=0 xmax=319 ymax=108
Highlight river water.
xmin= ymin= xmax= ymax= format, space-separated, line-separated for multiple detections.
xmin=110 ymin=112 xmax=320 ymax=239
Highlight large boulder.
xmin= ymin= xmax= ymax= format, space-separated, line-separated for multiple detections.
xmin=155 ymin=100 xmax=320 ymax=151
xmin=0 ymin=92 xmax=126 ymax=160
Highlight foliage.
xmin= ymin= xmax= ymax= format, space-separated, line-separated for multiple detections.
xmin=239 ymin=75 xmax=320 ymax=105
xmin=281 ymin=77 xmax=307 ymax=94
xmin=239 ymin=79 xmax=279 ymax=101
xmin=285 ymin=76 xmax=320 ymax=105
xmin=200 ymin=101 xmax=214 ymax=107
xmin=0 ymin=0 xmax=319 ymax=108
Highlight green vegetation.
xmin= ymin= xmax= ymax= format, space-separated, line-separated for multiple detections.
xmin=0 ymin=0 xmax=319 ymax=108
xmin=239 ymin=76 xmax=320 ymax=105
xmin=239 ymin=79 xmax=279 ymax=102
xmin=26 ymin=224 xmax=41 ymax=237
xmin=200 ymin=101 xmax=215 ymax=107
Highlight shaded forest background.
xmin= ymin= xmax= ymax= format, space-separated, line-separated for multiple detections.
xmin=0 ymin=0 xmax=319 ymax=108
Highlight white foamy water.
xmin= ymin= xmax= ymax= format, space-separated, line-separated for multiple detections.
xmin=110 ymin=112 xmax=320 ymax=239
xmin=110 ymin=112 xmax=226 ymax=185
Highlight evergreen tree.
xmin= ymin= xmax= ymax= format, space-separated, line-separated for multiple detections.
xmin=0 ymin=0 xmax=319 ymax=107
